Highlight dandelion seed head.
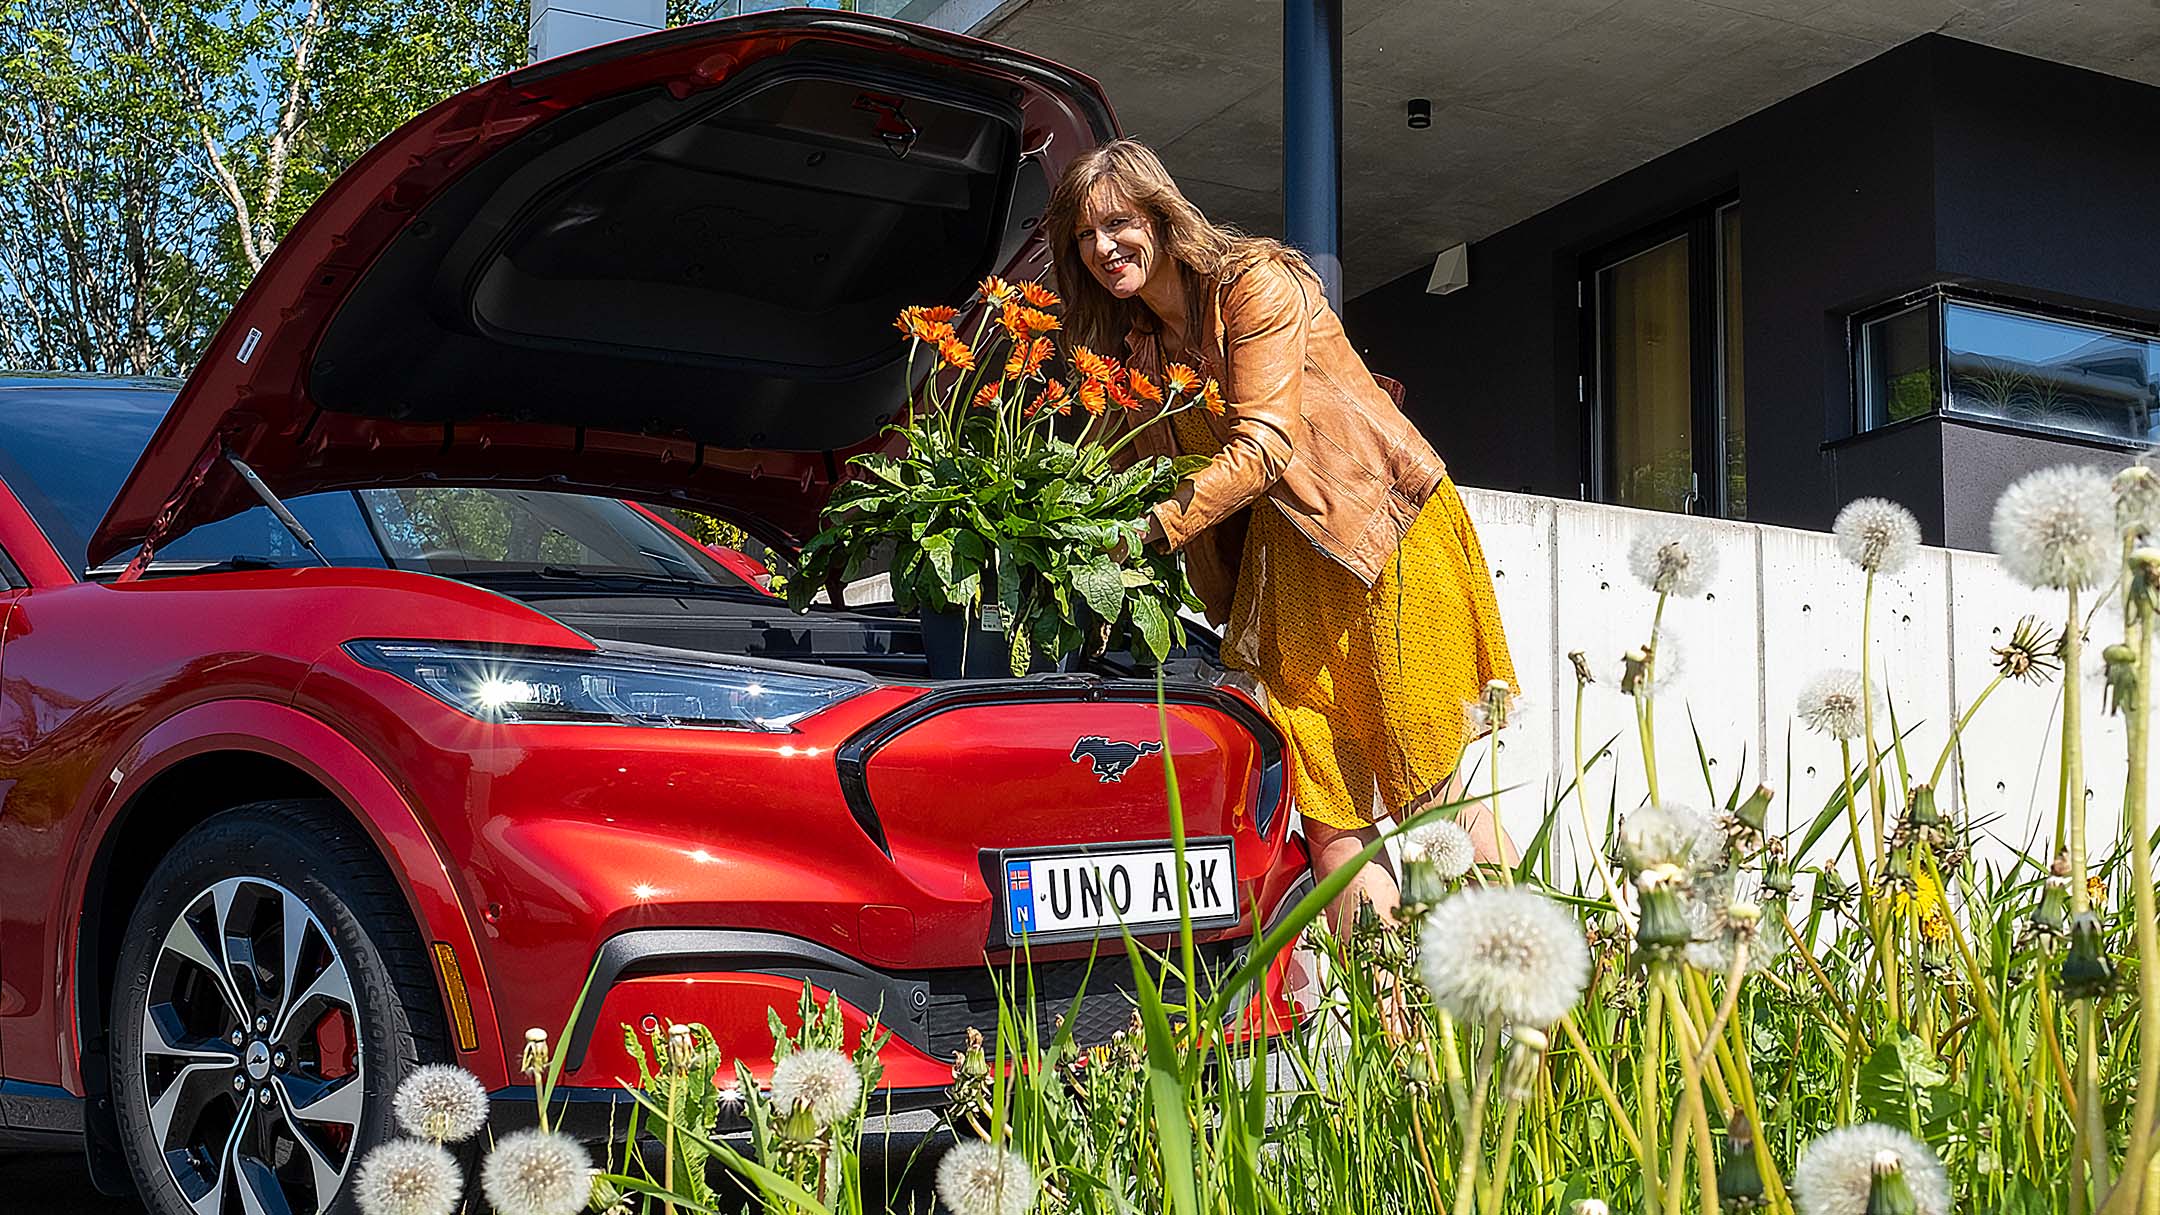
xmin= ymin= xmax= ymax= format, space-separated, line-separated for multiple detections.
xmin=1796 ymin=669 xmax=1882 ymax=741
xmin=392 ymin=1063 xmax=489 ymax=1144
xmin=1628 ymin=521 xmax=1719 ymax=597
xmin=2115 ymin=459 xmax=2160 ymax=537
xmin=768 ymin=1047 xmax=862 ymax=1129
xmin=353 ymin=1139 xmax=461 ymax=1215
xmin=1463 ymin=683 xmax=1521 ymax=734
xmin=935 ymin=1140 xmax=1035 ymax=1215
xmin=1618 ymin=803 xmax=1713 ymax=874
xmin=1613 ymin=625 xmax=1685 ymax=694
xmin=480 ymin=1130 xmax=592 ymax=1215
xmin=1792 ymin=1124 xmax=1949 ymax=1215
xmin=1992 ymin=464 xmax=2116 ymax=590
xmin=1687 ymin=872 xmax=1783 ymax=975
xmin=1418 ymin=887 xmax=1590 ymax=1027
xmin=1404 ymin=819 xmax=1477 ymax=880
xmin=1833 ymin=497 xmax=1922 ymax=575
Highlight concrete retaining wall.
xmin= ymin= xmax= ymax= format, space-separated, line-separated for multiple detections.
xmin=1457 ymin=486 xmax=2117 ymax=883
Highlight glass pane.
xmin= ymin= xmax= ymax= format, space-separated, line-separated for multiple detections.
xmin=1719 ymin=207 xmax=1745 ymax=519
xmin=1943 ymin=302 xmax=2160 ymax=444
xmin=1860 ymin=302 xmax=1940 ymax=427
xmin=1603 ymin=235 xmax=1694 ymax=512
xmin=360 ymin=488 xmax=751 ymax=587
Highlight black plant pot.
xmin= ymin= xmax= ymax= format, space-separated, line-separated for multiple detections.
xmin=918 ymin=607 xmax=1073 ymax=679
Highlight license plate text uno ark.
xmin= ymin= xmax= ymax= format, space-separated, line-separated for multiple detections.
xmin=1000 ymin=839 xmax=1239 ymax=944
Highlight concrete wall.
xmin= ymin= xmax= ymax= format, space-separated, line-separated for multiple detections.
xmin=1454 ymin=485 xmax=2124 ymax=886
xmin=1346 ymin=35 xmax=2160 ymax=548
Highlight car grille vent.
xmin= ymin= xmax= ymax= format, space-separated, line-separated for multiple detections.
xmin=914 ymin=943 xmax=1238 ymax=1062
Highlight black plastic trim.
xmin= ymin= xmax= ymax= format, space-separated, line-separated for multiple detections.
xmin=830 ymin=677 xmax=1287 ymax=858
xmin=565 ymin=928 xmax=941 ymax=1068
xmin=0 ymin=1079 xmax=83 ymax=1136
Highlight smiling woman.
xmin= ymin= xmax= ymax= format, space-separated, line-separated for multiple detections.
xmin=1043 ymin=139 xmax=1520 ymax=930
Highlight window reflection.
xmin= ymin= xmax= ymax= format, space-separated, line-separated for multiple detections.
xmin=1944 ymin=303 xmax=2159 ymax=444
xmin=1858 ymin=293 xmax=2160 ymax=445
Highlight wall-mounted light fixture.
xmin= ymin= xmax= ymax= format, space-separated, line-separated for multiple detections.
xmin=1407 ymin=98 xmax=1432 ymax=129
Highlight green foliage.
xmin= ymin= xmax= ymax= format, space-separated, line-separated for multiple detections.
xmin=609 ymin=508 xmax=2160 ymax=1214
xmin=0 ymin=0 xmax=523 ymax=374
xmin=788 ymin=295 xmax=1210 ymax=675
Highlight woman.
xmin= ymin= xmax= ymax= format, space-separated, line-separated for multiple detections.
xmin=1044 ymin=139 xmax=1518 ymax=929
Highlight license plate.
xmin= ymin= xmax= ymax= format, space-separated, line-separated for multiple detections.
xmin=999 ymin=838 xmax=1240 ymax=945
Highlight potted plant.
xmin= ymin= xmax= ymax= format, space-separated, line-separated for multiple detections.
xmin=786 ymin=277 xmax=1225 ymax=678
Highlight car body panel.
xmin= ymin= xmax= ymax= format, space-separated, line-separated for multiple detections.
xmin=0 ymin=570 xmax=582 ymax=1094
xmin=0 ymin=15 xmax=1310 ymax=1182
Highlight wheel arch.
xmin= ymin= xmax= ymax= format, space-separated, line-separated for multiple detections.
xmin=70 ymin=700 xmax=505 ymax=1123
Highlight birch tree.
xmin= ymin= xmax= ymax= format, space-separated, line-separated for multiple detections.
xmin=0 ymin=0 xmax=523 ymax=376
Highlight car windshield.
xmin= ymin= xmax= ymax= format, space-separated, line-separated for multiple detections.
xmin=0 ymin=382 xmax=753 ymax=589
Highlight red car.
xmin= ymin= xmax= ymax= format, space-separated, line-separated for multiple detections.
xmin=0 ymin=13 xmax=1306 ymax=1215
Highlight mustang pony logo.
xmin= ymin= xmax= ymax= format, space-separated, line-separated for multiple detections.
xmin=1069 ymin=736 xmax=1164 ymax=783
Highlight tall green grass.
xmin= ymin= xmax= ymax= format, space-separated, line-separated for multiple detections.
xmin=601 ymin=483 xmax=2160 ymax=1215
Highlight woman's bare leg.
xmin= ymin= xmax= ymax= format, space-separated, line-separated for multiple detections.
xmin=1304 ymin=817 xmax=1399 ymax=935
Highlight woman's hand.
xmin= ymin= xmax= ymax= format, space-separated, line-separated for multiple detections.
xmin=1108 ymin=511 xmax=1168 ymax=564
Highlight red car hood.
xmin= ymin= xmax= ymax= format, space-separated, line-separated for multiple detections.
xmin=89 ymin=12 xmax=1112 ymax=567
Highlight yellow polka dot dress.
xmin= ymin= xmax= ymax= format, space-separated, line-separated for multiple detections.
xmin=1169 ymin=410 xmax=1517 ymax=830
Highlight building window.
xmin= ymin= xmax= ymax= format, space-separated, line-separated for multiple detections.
xmin=1857 ymin=291 xmax=2160 ymax=446
xmin=1583 ymin=200 xmax=1745 ymax=518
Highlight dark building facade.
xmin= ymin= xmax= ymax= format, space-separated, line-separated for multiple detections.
xmin=1346 ymin=35 xmax=2160 ymax=549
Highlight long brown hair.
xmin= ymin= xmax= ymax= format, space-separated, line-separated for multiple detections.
xmin=1043 ymin=138 xmax=1311 ymax=364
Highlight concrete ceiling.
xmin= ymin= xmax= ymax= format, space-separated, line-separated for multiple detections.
xmin=981 ymin=0 xmax=2160 ymax=295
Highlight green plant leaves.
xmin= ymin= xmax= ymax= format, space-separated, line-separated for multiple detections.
xmin=1073 ymin=559 xmax=1126 ymax=621
xmin=1857 ymin=1029 xmax=1954 ymax=1136
xmin=789 ymin=395 xmax=1202 ymax=670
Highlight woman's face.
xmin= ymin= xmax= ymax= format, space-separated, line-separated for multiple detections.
xmin=1074 ymin=188 xmax=1163 ymax=301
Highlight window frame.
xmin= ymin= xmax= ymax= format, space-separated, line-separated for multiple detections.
xmin=1578 ymin=194 xmax=1743 ymax=518
xmin=1849 ymin=285 xmax=2160 ymax=450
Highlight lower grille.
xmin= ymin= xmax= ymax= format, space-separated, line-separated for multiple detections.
xmin=912 ymin=943 xmax=1239 ymax=1062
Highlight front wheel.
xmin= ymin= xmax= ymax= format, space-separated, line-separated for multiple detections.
xmin=109 ymin=800 xmax=448 ymax=1215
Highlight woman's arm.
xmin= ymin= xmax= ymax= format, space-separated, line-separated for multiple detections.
xmin=1149 ymin=260 xmax=1314 ymax=550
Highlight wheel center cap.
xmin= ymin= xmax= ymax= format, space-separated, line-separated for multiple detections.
xmin=244 ymin=1040 xmax=271 ymax=1081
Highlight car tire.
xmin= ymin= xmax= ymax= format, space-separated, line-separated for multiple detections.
xmin=109 ymin=799 xmax=448 ymax=1215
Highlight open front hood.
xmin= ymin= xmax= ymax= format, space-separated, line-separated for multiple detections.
xmin=89 ymin=11 xmax=1113 ymax=567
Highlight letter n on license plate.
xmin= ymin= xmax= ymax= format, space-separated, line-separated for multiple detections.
xmin=999 ymin=838 xmax=1239 ymax=945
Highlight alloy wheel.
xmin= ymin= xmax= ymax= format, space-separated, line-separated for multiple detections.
xmin=139 ymin=876 xmax=365 ymax=1215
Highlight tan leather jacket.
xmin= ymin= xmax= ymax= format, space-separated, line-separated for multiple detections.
xmin=1119 ymin=253 xmax=1446 ymax=629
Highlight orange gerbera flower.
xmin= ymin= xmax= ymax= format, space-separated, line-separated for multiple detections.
xmin=1107 ymin=379 xmax=1140 ymax=411
xmin=1019 ymin=281 xmax=1060 ymax=309
xmin=973 ymin=383 xmax=1000 ymax=410
xmin=894 ymin=306 xmax=955 ymax=345
xmin=1127 ymin=369 xmax=1163 ymax=405
xmin=1201 ymin=378 xmax=1226 ymax=415
xmin=1005 ymin=335 xmax=1053 ymax=380
xmin=1077 ymin=380 xmax=1108 ymax=416
xmin=1030 ymin=380 xmax=1070 ymax=417
xmin=1017 ymin=307 xmax=1060 ymax=337
xmin=939 ymin=337 xmax=975 ymax=371
xmin=1071 ymin=346 xmax=1119 ymax=383
xmin=921 ymin=305 xmax=959 ymax=324
xmin=1164 ymin=363 xmax=1200 ymax=397
xmin=978 ymin=275 xmax=1018 ymax=305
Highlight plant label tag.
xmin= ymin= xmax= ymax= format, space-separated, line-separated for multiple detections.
xmin=979 ymin=605 xmax=1004 ymax=632
xmin=236 ymin=327 xmax=262 ymax=364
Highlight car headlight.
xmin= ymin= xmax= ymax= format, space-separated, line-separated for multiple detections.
xmin=344 ymin=641 xmax=868 ymax=731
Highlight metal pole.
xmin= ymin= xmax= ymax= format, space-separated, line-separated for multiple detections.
xmin=1283 ymin=0 xmax=1344 ymax=311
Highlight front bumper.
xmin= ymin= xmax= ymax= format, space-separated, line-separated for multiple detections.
xmin=554 ymin=927 xmax=1250 ymax=1095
